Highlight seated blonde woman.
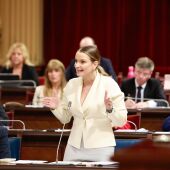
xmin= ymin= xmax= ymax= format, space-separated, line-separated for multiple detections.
xmin=32 ymin=59 xmax=66 ymax=106
xmin=1 ymin=42 xmax=39 ymax=86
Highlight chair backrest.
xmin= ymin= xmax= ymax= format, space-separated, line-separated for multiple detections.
xmin=8 ymin=137 xmax=21 ymax=160
xmin=127 ymin=115 xmax=141 ymax=129
xmin=114 ymin=114 xmax=141 ymax=130
xmin=115 ymin=139 xmax=144 ymax=151
xmin=4 ymin=102 xmax=24 ymax=110
xmin=38 ymin=76 xmax=45 ymax=85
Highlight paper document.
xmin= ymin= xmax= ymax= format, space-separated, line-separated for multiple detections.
xmin=115 ymin=128 xmax=148 ymax=132
xmin=25 ymin=105 xmax=44 ymax=108
xmin=14 ymin=160 xmax=47 ymax=164
xmin=0 ymin=158 xmax=16 ymax=163
xmin=154 ymin=131 xmax=170 ymax=135
xmin=49 ymin=161 xmax=118 ymax=166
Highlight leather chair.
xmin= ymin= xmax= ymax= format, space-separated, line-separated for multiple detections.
xmin=115 ymin=139 xmax=144 ymax=151
xmin=8 ymin=137 xmax=21 ymax=160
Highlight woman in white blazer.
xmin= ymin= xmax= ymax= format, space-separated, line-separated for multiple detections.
xmin=32 ymin=59 xmax=66 ymax=106
xmin=43 ymin=46 xmax=127 ymax=161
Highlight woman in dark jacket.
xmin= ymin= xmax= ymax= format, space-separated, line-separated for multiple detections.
xmin=1 ymin=42 xmax=39 ymax=86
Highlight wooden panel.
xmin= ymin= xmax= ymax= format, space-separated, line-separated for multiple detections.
xmin=5 ymin=107 xmax=73 ymax=130
xmin=128 ymin=108 xmax=170 ymax=131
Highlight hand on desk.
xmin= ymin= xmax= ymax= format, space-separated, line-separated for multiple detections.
xmin=125 ymin=99 xmax=149 ymax=109
xmin=42 ymin=97 xmax=59 ymax=109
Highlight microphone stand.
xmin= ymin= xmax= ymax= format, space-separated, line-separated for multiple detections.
xmin=125 ymin=97 xmax=169 ymax=107
xmin=55 ymin=101 xmax=72 ymax=162
xmin=0 ymin=120 xmax=26 ymax=129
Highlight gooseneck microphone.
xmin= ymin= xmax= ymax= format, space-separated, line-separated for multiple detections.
xmin=0 ymin=120 xmax=26 ymax=129
xmin=125 ymin=96 xmax=169 ymax=107
xmin=56 ymin=101 xmax=72 ymax=162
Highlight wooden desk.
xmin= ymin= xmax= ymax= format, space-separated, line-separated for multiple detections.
xmin=8 ymin=129 xmax=150 ymax=162
xmin=113 ymin=137 xmax=170 ymax=170
xmin=9 ymin=129 xmax=69 ymax=161
xmin=6 ymin=106 xmax=169 ymax=131
xmin=5 ymin=107 xmax=72 ymax=130
xmin=0 ymin=164 xmax=115 ymax=170
xmin=128 ymin=108 xmax=170 ymax=131
xmin=0 ymin=87 xmax=35 ymax=105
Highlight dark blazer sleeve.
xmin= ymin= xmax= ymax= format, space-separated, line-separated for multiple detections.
xmin=0 ymin=67 xmax=12 ymax=73
xmin=22 ymin=64 xmax=39 ymax=85
xmin=120 ymin=78 xmax=136 ymax=98
xmin=0 ymin=127 xmax=11 ymax=158
xmin=100 ymin=57 xmax=117 ymax=81
xmin=0 ymin=106 xmax=9 ymax=126
xmin=145 ymin=79 xmax=167 ymax=107
xmin=162 ymin=116 xmax=170 ymax=131
xmin=65 ymin=59 xmax=77 ymax=81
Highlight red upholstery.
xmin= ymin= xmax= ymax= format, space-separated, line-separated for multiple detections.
xmin=115 ymin=114 xmax=141 ymax=130
xmin=127 ymin=115 xmax=141 ymax=129
xmin=38 ymin=76 xmax=45 ymax=85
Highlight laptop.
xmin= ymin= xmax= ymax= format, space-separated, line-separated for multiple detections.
xmin=0 ymin=73 xmax=20 ymax=80
xmin=0 ymin=73 xmax=20 ymax=87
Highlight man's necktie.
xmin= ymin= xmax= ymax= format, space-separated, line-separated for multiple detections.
xmin=136 ymin=86 xmax=142 ymax=102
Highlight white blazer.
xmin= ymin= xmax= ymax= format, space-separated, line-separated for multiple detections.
xmin=32 ymin=85 xmax=62 ymax=106
xmin=52 ymin=72 xmax=127 ymax=149
xmin=32 ymin=85 xmax=45 ymax=106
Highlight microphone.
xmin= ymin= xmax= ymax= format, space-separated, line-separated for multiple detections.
xmin=125 ymin=96 xmax=169 ymax=107
xmin=56 ymin=101 xmax=72 ymax=162
xmin=0 ymin=120 xmax=26 ymax=129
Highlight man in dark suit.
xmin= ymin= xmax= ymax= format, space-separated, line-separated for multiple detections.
xmin=0 ymin=106 xmax=9 ymax=126
xmin=65 ymin=36 xmax=117 ymax=81
xmin=0 ymin=126 xmax=11 ymax=158
xmin=121 ymin=57 xmax=167 ymax=108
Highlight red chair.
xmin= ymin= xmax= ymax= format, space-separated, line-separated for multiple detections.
xmin=38 ymin=76 xmax=45 ymax=85
xmin=115 ymin=114 xmax=141 ymax=130
xmin=127 ymin=114 xmax=141 ymax=129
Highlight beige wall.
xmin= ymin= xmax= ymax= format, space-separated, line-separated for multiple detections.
xmin=0 ymin=0 xmax=43 ymax=66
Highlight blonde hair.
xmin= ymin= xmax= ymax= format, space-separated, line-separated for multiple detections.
xmin=78 ymin=46 xmax=109 ymax=76
xmin=4 ymin=42 xmax=33 ymax=68
xmin=43 ymin=59 xmax=66 ymax=97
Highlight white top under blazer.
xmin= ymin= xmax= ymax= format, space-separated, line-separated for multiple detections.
xmin=52 ymin=71 xmax=127 ymax=149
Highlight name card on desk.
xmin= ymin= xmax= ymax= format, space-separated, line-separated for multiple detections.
xmin=25 ymin=105 xmax=44 ymax=108
xmin=14 ymin=160 xmax=47 ymax=164
xmin=164 ymin=74 xmax=170 ymax=90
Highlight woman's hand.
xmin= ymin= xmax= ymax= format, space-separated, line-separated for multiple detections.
xmin=104 ymin=91 xmax=113 ymax=111
xmin=42 ymin=97 xmax=59 ymax=109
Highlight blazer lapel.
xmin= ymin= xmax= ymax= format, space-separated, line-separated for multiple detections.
xmin=144 ymin=83 xmax=150 ymax=98
xmin=82 ymin=72 xmax=100 ymax=112
xmin=128 ymin=79 xmax=136 ymax=98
